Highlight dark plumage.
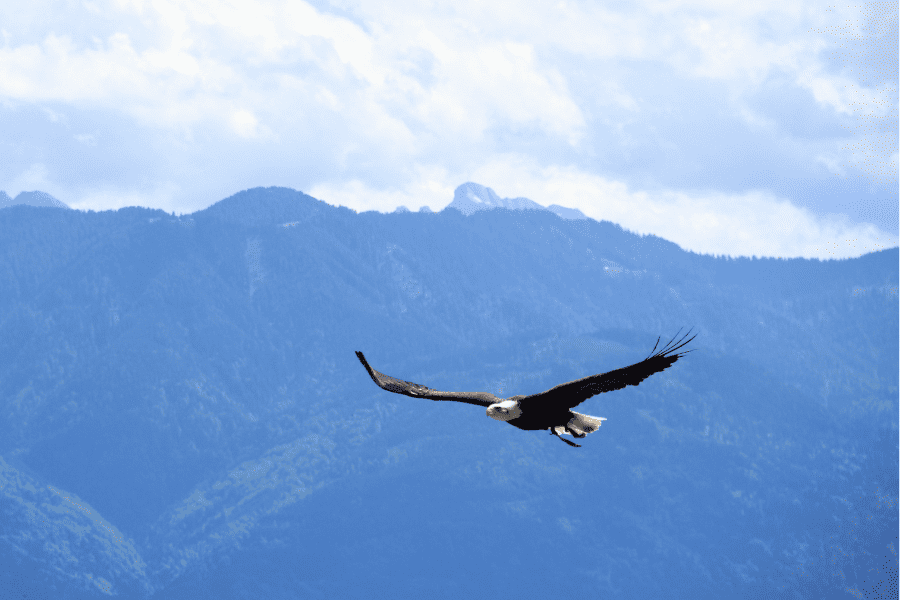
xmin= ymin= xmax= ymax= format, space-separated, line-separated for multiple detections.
xmin=356 ymin=328 xmax=696 ymax=447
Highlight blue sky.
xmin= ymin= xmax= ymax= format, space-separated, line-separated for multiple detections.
xmin=0 ymin=0 xmax=896 ymax=259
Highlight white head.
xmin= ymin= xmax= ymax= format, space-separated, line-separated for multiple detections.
xmin=486 ymin=399 xmax=523 ymax=422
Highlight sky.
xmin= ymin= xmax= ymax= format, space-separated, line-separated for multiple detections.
xmin=0 ymin=0 xmax=897 ymax=259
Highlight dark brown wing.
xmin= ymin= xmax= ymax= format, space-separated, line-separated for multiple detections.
xmin=355 ymin=351 xmax=499 ymax=408
xmin=519 ymin=328 xmax=696 ymax=411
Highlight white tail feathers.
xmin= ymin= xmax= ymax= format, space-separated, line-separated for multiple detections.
xmin=553 ymin=412 xmax=606 ymax=438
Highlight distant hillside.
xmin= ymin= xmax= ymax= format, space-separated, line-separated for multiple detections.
xmin=0 ymin=186 xmax=895 ymax=599
xmin=0 ymin=190 xmax=70 ymax=209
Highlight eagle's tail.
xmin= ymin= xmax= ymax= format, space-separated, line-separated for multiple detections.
xmin=566 ymin=411 xmax=606 ymax=436
xmin=550 ymin=412 xmax=606 ymax=446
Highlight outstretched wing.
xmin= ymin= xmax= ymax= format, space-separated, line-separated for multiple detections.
xmin=520 ymin=328 xmax=696 ymax=411
xmin=355 ymin=351 xmax=499 ymax=408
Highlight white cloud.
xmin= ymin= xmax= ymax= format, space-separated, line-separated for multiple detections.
xmin=310 ymin=165 xmax=454 ymax=214
xmin=230 ymin=109 xmax=259 ymax=138
xmin=0 ymin=0 xmax=589 ymax=142
xmin=6 ymin=163 xmax=54 ymax=196
xmin=67 ymin=181 xmax=184 ymax=213
xmin=3 ymin=163 xmax=187 ymax=213
xmin=74 ymin=133 xmax=98 ymax=146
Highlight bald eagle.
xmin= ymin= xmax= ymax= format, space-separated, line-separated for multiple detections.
xmin=356 ymin=328 xmax=696 ymax=447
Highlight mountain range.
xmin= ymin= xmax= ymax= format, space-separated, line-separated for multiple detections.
xmin=0 ymin=185 xmax=896 ymax=599
xmin=0 ymin=182 xmax=585 ymax=220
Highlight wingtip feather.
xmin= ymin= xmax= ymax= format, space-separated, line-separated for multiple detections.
xmin=651 ymin=327 xmax=697 ymax=359
xmin=355 ymin=351 xmax=383 ymax=386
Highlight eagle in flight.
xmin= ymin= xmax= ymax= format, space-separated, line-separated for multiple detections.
xmin=356 ymin=328 xmax=696 ymax=447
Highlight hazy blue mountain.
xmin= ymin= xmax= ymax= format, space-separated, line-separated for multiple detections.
xmin=450 ymin=181 xmax=544 ymax=215
xmin=449 ymin=182 xmax=587 ymax=220
xmin=0 ymin=186 xmax=896 ymax=599
xmin=546 ymin=203 xmax=588 ymax=220
xmin=0 ymin=190 xmax=70 ymax=210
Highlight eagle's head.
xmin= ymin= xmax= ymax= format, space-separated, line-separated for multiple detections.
xmin=487 ymin=398 xmax=523 ymax=422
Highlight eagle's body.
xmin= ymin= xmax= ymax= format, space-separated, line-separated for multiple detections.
xmin=356 ymin=329 xmax=695 ymax=447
